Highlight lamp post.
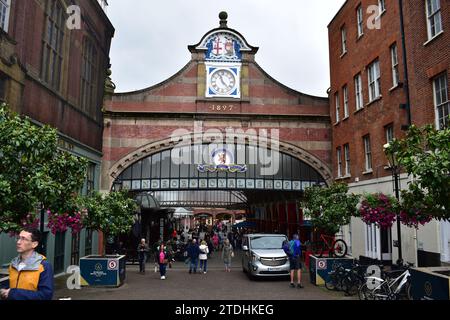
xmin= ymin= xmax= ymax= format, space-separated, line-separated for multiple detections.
xmin=39 ymin=203 xmax=46 ymax=255
xmin=112 ymin=179 xmax=123 ymax=192
xmin=384 ymin=143 xmax=403 ymax=265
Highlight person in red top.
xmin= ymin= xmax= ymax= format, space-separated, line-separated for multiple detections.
xmin=172 ymin=229 xmax=178 ymax=240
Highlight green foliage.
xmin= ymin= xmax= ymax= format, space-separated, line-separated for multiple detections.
xmin=0 ymin=103 xmax=88 ymax=233
xmin=302 ymin=183 xmax=360 ymax=235
xmin=81 ymin=190 xmax=137 ymax=237
xmin=385 ymin=124 xmax=450 ymax=220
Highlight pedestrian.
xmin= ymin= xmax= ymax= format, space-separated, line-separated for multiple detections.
xmin=0 ymin=227 xmax=53 ymax=300
xmin=186 ymin=239 xmax=200 ymax=274
xmin=221 ymin=239 xmax=234 ymax=272
xmin=137 ymin=238 xmax=149 ymax=274
xmin=158 ymin=243 xmax=169 ymax=280
xmin=206 ymin=236 xmax=214 ymax=258
xmin=212 ymin=233 xmax=219 ymax=251
xmin=283 ymin=234 xmax=304 ymax=288
xmin=199 ymin=240 xmax=209 ymax=274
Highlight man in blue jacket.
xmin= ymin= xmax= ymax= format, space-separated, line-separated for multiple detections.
xmin=0 ymin=227 xmax=54 ymax=300
xmin=283 ymin=234 xmax=303 ymax=289
xmin=186 ymin=239 xmax=200 ymax=274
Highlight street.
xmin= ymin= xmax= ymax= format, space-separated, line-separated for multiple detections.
xmin=54 ymin=252 xmax=356 ymax=300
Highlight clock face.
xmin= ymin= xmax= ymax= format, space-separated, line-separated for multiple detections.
xmin=210 ymin=69 xmax=236 ymax=95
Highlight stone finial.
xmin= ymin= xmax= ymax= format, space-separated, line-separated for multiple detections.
xmin=105 ymin=68 xmax=116 ymax=94
xmin=219 ymin=11 xmax=228 ymax=27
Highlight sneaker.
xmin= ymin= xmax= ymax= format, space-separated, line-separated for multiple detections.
xmin=297 ymin=284 xmax=304 ymax=289
xmin=203 ymin=271 xmax=207 ymax=274
xmin=189 ymin=270 xmax=192 ymax=274
xmin=290 ymin=283 xmax=295 ymax=288
xmin=161 ymin=276 xmax=166 ymax=280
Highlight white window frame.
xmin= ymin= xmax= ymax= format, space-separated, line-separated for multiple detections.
xmin=0 ymin=0 xmax=11 ymax=32
xmin=433 ymin=73 xmax=449 ymax=130
xmin=363 ymin=135 xmax=372 ymax=171
xmin=390 ymin=43 xmax=400 ymax=88
xmin=426 ymin=0 xmax=443 ymax=40
xmin=343 ymin=85 xmax=349 ymax=118
xmin=337 ymin=147 xmax=342 ymax=178
xmin=335 ymin=92 xmax=340 ymax=123
xmin=385 ymin=124 xmax=394 ymax=143
xmin=341 ymin=26 xmax=347 ymax=55
xmin=355 ymin=73 xmax=363 ymax=110
xmin=344 ymin=144 xmax=350 ymax=176
xmin=368 ymin=60 xmax=381 ymax=102
xmin=357 ymin=5 xmax=364 ymax=37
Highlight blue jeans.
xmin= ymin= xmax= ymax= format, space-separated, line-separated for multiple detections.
xmin=199 ymin=259 xmax=208 ymax=272
xmin=159 ymin=263 xmax=166 ymax=277
xmin=190 ymin=258 xmax=198 ymax=272
xmin=139 ymin=256 xmax=146 ymax=272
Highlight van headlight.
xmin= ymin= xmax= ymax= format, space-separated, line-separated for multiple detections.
xmin=251 ymin=253 xmax=260 ymax=262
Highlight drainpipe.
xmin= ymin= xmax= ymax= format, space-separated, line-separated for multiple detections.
xmin=399 ymin=0 xmax=412 ymax=128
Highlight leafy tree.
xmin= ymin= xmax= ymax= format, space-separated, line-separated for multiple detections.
xmin=81 ymin=190 xmax=138 ymax=255
xmin=385 ymin=124 xmax=450 ymax=220
xmin=0 ymin=103 xmax=88 ymax=233
xmin=302 ymin=183 xmax=360 ymax=235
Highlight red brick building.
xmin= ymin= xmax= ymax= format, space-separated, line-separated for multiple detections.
xmin=0 ymin=0 xmax=114 ymax=272
xmin=329 ymin=0 xmax=449 ymax=266
xmin=102 ymin=13 xmax=332 ymax=243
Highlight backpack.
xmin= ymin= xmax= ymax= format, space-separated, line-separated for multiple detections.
xmin=289 ymin=240 xmax=296 ymax=256
xmin=289 ymin=240 xmax=300 ymax=257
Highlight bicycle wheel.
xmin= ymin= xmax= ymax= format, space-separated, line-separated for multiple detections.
xmin=358 ymin=283 xmax=375 ymax=300
xmin=332 ymin=239 xmax=347 ymax=258
xmin=311 ymin=242 xmax=324 ymax=257
xmin=406 ymin=283 xmax=413 ymax=300
xmin=325 ymin=273 xmax=337 ymax=291
xmin=344 ymin=274 xmax=361 ymax=296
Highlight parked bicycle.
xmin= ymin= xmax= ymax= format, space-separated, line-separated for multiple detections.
xmin=311 ymin=234 xmax=348 ymax=258
xmin=359 ymin=264 xmax=413 ymax=300
xmin=342 ymin=263 xmax=369 ymax=296
xmin=325 ymin=263 xmax=347 ymax=291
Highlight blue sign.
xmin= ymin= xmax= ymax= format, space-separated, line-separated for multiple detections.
xmin=80 ymin=255 xmax=126 ymax=287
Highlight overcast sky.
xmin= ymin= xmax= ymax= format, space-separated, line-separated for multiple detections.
xmin=106 ymin=0 xmax=346 ymax=97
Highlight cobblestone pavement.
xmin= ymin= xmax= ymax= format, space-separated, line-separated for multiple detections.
xmin=54 ymin=251 xmax=357 ymax=300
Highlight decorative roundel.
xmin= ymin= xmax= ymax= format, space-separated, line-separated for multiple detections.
xmin=210 ymin=69 xmax=236 ymax=95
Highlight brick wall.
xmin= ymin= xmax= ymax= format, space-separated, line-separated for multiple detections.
xmin=4 ymin=0 xmax=114 ymax=151
xmin=403 ymin=0 xmax=450 ymax=128
xmin=329 ymin=0 xmax=410 ymax=184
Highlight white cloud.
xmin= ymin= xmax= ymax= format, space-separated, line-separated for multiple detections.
xmin=107 ymin=0 xmax=345 ymax=96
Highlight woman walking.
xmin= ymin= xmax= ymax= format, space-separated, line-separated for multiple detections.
xmin=221 ymin=239 xmax=234 ymax=272
xmin=199 ymin=240 xmax=209 ymax=274
xmin=158 ymin=243 xmax=169 ymax=280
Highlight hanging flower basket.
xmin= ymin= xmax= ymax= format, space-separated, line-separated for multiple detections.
xmin=359 ymin=193 xmax=399 ymax=229
xmin=399 ymin=208 xmax=433 ymax=229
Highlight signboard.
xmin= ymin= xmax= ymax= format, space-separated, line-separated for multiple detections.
xmin=309 ymin=255 xmax=354 ymax=286
xmin=121 ymin=179 xmax=320 ymax=191
xmin=80 ymin=255 xmax=126 ymax=287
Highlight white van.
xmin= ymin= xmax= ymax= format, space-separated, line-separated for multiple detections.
xmin=241 ymin=234 xmax=290 ymax=279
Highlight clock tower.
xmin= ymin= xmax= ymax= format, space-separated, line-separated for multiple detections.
xmin=189 ymin=12 xmax=258 ymax=101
